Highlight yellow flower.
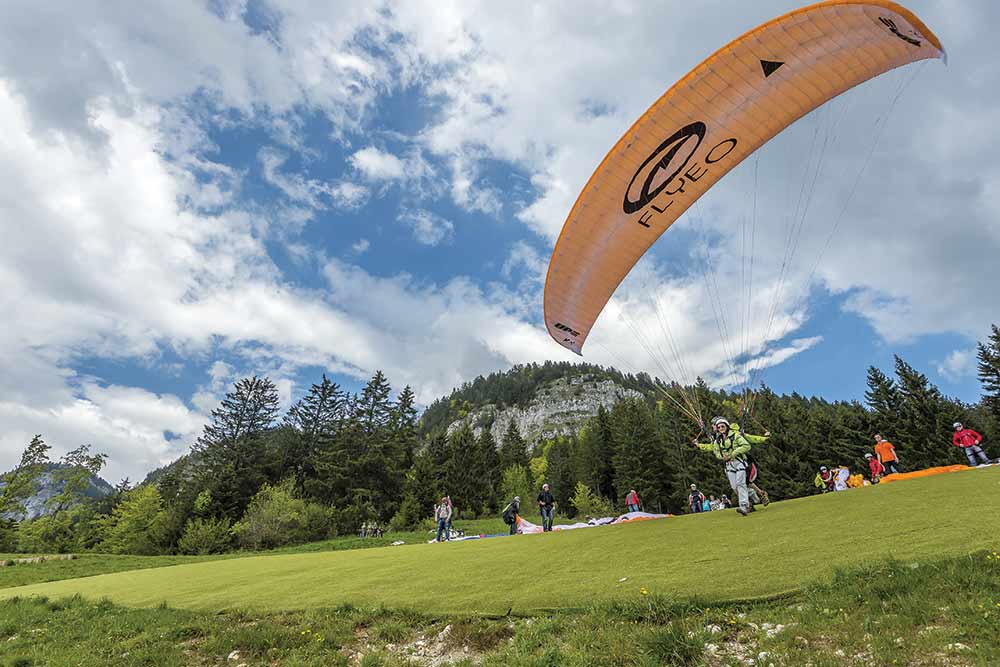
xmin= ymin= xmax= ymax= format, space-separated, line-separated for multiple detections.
xmin=640 ymin=587 xmax=649 ymax=596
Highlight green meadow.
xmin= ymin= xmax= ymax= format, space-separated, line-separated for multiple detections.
xmin=4 ymin=467 xmax=998 ymax=616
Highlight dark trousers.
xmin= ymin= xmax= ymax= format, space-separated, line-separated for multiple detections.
xmin=436 ymin=518 xmax=448 ymax=542
xmin=540 ymin=507 xmax=554 ymax=531
xmin=690 ymin=502 xmax=703 ymax=513
xmin=883 ymin=460 xmax=900 ymax=474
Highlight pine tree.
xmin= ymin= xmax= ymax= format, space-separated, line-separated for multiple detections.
xmin=576 ymin=406 xmax=616 ymax=501
xmin=894 ymin=356 xmax=956 ymax=469
xmin=283 ymin=375 xmax=346 ymax=495
xmin=475 ymin=428 xmax=501 ymax=513
xmin=978 ymin=324 xmax=1000 ymax=427
xmin=611 ymin=398 xmax=669 ymax=513
xmin=865 ymin=366 xmax=903 ymax=439
xmin=543 ymin=437 xmax=578 ymax=515
xmin=444 ymin=425 xmax=479 ymax=515
xmin=192 ymin=376 xmax=281 ymax=520
xmin=498 ymin=420 xmax=529 ymax=473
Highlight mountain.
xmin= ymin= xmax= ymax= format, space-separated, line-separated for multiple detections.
xmin=0 ymin=464 xmax=114 ymax=520
xmin=419 ymin=361 xmax=655 ymax=449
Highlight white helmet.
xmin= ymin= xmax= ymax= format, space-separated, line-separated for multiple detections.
xmin=953 ymin=422 xmax=963 ymax=430
xmin=864 ymin=453 xmax=872 ymax=459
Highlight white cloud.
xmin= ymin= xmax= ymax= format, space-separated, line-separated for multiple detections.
xmin=936 ymin=348 xmax=977 ymax=382
xmin=351 ymin=238 xmax=371 ymax=254
xmin=398 ymin=209 xmax=454 ymax=246
xmin=350 ymin=147 xmax=406 ymax=181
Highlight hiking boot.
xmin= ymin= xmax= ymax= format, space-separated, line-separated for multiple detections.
xmin=736 ymin=507 xmax=748 ymax=516
xmin=761 ymin=491 xmax=770 ymax=506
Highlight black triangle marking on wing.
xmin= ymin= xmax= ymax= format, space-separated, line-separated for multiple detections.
xmin=760 ymin=60 xmax=784 ymax=78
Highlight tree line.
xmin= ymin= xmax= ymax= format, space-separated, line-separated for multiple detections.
xmin=2 ymin=325 xmax=998 ymax=555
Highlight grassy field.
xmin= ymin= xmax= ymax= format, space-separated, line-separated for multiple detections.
xmin=2 ymin=551 xmax=998 ymax=666
xmin=3 ymin=467 xmax=998 ymax=616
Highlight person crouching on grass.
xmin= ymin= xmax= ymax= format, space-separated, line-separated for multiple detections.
xmin=865 ymin=453 xmax=885 ymax=483
xmin=692 ymin=417 xmax=753 ymax=516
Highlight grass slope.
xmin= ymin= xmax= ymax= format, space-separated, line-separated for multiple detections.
xmin=3 ymin=468 xmax=999 ymax=615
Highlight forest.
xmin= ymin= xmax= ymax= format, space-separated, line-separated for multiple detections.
xmin=2 ymin=324 xmax=998 ymax=556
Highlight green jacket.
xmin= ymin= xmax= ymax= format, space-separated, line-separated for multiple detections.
xmin=695 ymin=431 xmax=752 ymax=462
xmin=731 ymin=423 xmax=768 ymax=445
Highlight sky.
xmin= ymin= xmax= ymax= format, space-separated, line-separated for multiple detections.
xmin=1 ymin=0 xmax=998 ymax=483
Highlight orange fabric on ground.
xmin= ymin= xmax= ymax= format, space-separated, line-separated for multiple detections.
xmin=875 ymin=441 xmax=897 ymax=462
xmin=879 ymin=464 xmax=971 ymax=484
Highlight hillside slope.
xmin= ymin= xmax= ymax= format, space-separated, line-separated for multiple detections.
xmin=5 ymin=467 xmax=998 ymax=615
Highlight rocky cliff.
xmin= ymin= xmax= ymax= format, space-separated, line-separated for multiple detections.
xmin=0 ymin=466 xmax=113 ymax=520
xmin=445 ymin=375 xmax=641 ymax=449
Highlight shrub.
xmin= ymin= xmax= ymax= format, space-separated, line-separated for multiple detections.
xmin=232 ymin=481 xmax=332 ymax=550
xmin=569 ymin=482 xmax=614 ymax=519
xmin=177 ymin=517 xmax=233 ymax=555
xmin=94 ymin=485 xmax=170 ymax=555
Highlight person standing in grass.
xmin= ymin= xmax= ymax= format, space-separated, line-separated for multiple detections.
xmin=502 ymin=496 xmax=520 ymax=535
xmin=692 ymin=417 xmax=754 ymax=516
xmin=625 ymin=488 xmax=641 ymax=512
xmin=537 ymin=484 xmax=555 ymax=532
xmin=445 ymin=495 xmax=454 ymax=537
xmin=873 ymin=434 xmax=900 ymax=474
xmin=687 ymin=484 xmax=706 ymax=514
xmin=433 ymin=496 xmax=452 ymax=542
xmin=952 ymin=422 xmax=993 ymax=466
xmin=865 ymin=453 xmax=885 ymax=483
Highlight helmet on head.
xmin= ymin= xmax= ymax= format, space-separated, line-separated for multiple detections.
xmin=712 ymin=416 xmax=729 ymax=428
xmin=690 ymin=483 xmax=697 ymax=490
xmin=953 ymin=422 xmax=963 ymax=430
xmin=820 ymin=466 xmax=828 ymax=472
xmin=864 ymin=453 xmax=872 ymax=459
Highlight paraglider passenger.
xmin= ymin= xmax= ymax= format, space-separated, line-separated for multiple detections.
xmin=687 ymin=483 xmax=705 ymax=514
xmin=625 ymin=488 xmax=641 ymax=513
xmin=873 ymin=434 xmax=900 ymax=474
xmin=865 ymin=453 xmax=884 ymax=483
xmin=952 ymin=422 xmax=993 ymax=466
xmin=693 ymin=417 xmax=754 ymax=515
xmin=502 ymin=496 xmax=520 ymax=535
xmin=537 ymin=484 xmax=555 ymax=532
xmin=434 ymin=496 xmax=452 ymax=542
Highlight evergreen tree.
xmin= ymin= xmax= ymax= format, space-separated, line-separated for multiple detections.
xmin=498 ymin=420 xmax=529 ymax=473
xmin=475 ymin=428 xmax=501 ymax=513
xmin=283 ymin=375 xmax=346 ymax=495
xmin=611 ymin=398 xmax=670 ymax=513
xmin=192 ymin=376 xmax=281 ymax=520
xmin=865 ymin=366 xmax=903 ymax=439
xmin=576 ymin=407 xmax=616 ymax=501
xmin=978 ymin=324 xmax=1000 ymax=427
xmin=543 ymin=437 xmax=578 ymax=516
xmin=893 ymin=356 xmax=956 ymax=468
xmin=444 ymin=425 xmax=479 ymax=515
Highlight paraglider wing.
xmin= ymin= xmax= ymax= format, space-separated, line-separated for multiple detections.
xmin=544 ymin=0 xmax=943 ymax=355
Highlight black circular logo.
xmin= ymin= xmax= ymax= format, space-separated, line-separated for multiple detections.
xmin=623 ymin=121 xmax=705 ymax=214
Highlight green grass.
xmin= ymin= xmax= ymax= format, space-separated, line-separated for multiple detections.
xmin=3 ymin=467 xmax=999 ymax=616
xmin=2 ymin=550 xmax=998 ymax=666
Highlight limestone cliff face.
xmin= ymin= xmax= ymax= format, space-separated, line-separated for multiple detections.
xmin=445 ymin=375 xmax=641 ymax=450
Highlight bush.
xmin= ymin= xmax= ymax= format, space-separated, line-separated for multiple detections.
xmin=232 ymin=481 xmax=332 ymax=550
xmin=177 ymin=517 xmax=233 ymax=555
xmin=95 ymin=486 xmax=170 ymax=555
xmin=17 ymin=513 xmax=77 ymax=554
xmin=569 ymin=482 xmax=614 ymax=519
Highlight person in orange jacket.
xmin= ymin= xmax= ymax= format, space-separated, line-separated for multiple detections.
xmin=952 ymin=422 xmax=993 ymax=466
xmin=873 ymin=434 xmax=900 ymax=474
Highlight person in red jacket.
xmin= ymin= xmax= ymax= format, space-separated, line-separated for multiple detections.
xmin=864 ymin=453 xmax=885 ymax=483
xmin=952 ymin=422 xmax=993 ymax=466
xmin=625 ymin=489 xmax=641 ymax=512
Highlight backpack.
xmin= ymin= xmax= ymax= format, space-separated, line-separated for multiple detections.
xmin=502 ymin=504 xmax=516 ymax=524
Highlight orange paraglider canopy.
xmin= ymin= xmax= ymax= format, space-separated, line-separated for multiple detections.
xmin=878 ymin=464 xmax=972 ymax=484
xmin=544 ymin=0 xmax=944 ymax=354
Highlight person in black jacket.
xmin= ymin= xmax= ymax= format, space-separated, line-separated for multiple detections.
xmin=502 ymin=496 xmax=520 ymax=535
xmin=537 ymin=484 xmax=555 ymax=532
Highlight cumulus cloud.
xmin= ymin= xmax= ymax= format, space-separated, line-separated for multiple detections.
xmin=350 ymin=147 xmax=406 ymax=181
xmin=936 ymin=348 xmax=978 ymax=382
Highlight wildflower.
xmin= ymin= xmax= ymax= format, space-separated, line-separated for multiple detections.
xmin=640 ymin=587 xmax=649 ymax=596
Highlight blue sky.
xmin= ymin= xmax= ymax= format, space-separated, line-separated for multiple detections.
xmin=1 ymin=0 xmax=997 ymax=482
